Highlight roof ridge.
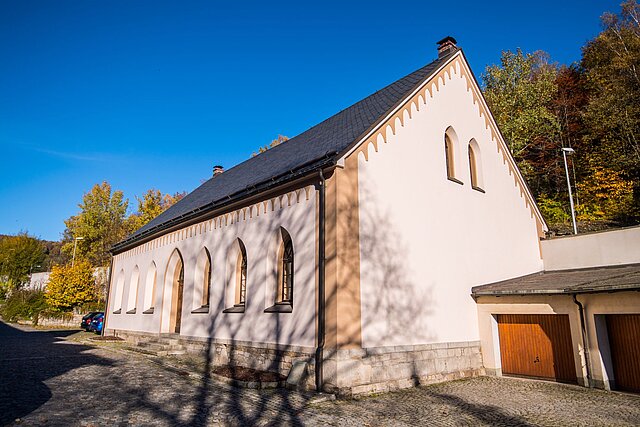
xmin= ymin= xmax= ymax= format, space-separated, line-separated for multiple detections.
xmin=116 ymin=50 xmax=458 ymax=250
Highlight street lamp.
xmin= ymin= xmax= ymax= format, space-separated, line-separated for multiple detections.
xmin=561 ymin=147 xmax=578 ymax=235
xmin=72 ymin=237 xmax=84 ymax=267
xmin=29 ymin=264 xmax=41 ymax=275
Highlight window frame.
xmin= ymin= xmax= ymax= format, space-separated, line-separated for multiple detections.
xmin=265 ymin=228 xmax=294 ymax=313
xmin=445 ymin=133 xmax=463 ymax=185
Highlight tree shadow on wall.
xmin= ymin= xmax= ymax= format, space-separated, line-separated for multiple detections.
xmin=357 ymin=182 xmax=436 ymax=346
xmin=100 ymin=169 xmax=441 ymax=425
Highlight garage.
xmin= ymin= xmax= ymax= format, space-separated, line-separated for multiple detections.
xmin=497 ymin=314 xmax=576 ymax=383
xmin=606 ymin=314 xmax=640 ymax=393
xmin=474 ymin=263 xmax=640 ymax=390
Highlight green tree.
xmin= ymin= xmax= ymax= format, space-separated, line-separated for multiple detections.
xmin=0 ymin=233 xmax=45 ymax=290
xmin=482 ymin=49 xmax=562 ymax=198
xmin=45 ymin=260 xmax=97 ymax=312
xmin=0 ymin=289 xmax=48 ymax=323
xmin=126 ymin=189 xmax=186 ymax=233
xmin=62 ymin=182 xmax=129 ymax=267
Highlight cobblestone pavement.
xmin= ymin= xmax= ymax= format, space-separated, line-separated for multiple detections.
xmin=1 ymin=320 xmax=639 ymax=426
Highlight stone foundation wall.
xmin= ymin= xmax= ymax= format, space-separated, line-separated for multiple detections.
xmin=18 ymin=314 xmax=82 ymax=328
xmin=325 ymin=340 xmax=485 ymax=396
xmin=109 ymin=330 xmax=484 ymax=396
xmin=110 ymin=329 xmax=316 ymax=389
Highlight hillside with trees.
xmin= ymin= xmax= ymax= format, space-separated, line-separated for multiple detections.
xmin=482 ymin=0 xmax=639 ymax=233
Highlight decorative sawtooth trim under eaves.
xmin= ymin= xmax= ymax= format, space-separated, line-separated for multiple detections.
xmin=347 ymin=52 xmax=545 ymax=232
xmin=115 ymin=185 xmax=314 ymax=260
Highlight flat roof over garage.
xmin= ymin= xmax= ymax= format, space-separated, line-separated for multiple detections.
xmin=472 ymin=264 xmax=640 ymax=297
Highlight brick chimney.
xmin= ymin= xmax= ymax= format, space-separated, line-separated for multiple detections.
xmin=436 ymin=36 xmax=458 ymax=58
xmin=213 ymin=165 xmax=224 ymax=176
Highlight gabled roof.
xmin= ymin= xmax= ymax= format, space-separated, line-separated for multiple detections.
xmin=112 ymin=49 xmax=460 ymax=252
xmin=471 ymin=264 xmax=640 ymax=297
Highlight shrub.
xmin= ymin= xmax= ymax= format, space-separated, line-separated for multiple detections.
xmin=0 ymin=289 xmax=48 ymax=324
xmin=537 ymin=195 xmax=570 ymax=225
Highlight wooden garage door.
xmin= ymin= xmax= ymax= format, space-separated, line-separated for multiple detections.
xmin=606 ymin=314 xmax=640 ymax=393
xmin=497 ymin=314 xmax=576 ymax=383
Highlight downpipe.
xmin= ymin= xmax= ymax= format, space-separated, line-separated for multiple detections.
xmin=101 ymin=256 xmax=114 ymax=337
xmin=315 ymin=169 xmax=326 ymax=393
xmin=572 ymin=293 xmax=592 ymax=387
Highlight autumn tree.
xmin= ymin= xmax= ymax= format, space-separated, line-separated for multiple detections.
xmin=0 ymin=233 xmax=46 ymax=289
xmin=252 ymin=135 xmax=289 ymax=157
xmin=576 ymin=166 xmax=635 ymax=222
xmin=582 ymin=0 xmax=640 ymax=220
xmin=45 ymin=260 xmax=97 ymax=312
xmin=126 ymin=189 xmax=186 ymax=233
xmin=62 ymin=182 xmax=129 ymax=267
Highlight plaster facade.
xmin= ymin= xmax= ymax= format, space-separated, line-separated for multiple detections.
xmin=106 ymin=183 xmax=318 ymax=349
xmin=354 ymin=56 xmax=544 ymax=349
xmin=541 ymin=226 xmax=640 ymax=271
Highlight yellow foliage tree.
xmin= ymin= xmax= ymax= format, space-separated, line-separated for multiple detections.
xmin=45 ymin=260 xmax=97 ymax=312
xmin=576 ymin=166 xmax=635 ymax=221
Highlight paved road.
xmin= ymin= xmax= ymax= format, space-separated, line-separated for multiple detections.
xmin=1 ymin=320 xmax=639 ymax=426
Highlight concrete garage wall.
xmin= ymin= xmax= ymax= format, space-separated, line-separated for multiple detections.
xmin=578 ymin=291 xmax=640 ymax=390
xmin=475 ymin=291 xmax=640 ymax=391
xmin=105 ymin=183 xmax=318 ymax=349
xmin=541 ymin=226 xmax=640 ymax=271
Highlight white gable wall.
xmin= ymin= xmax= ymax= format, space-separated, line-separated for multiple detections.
xmin=105 ymin=186 xmax=317 ymax=348
xmin=357 ymin=59 xmax=544 ymax=348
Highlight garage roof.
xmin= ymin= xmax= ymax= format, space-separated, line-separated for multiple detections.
xmin=471 ymin=264 xmax=640 ymax=297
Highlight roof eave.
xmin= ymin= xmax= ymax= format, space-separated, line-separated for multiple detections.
xmin=472 ymin=284 xmax=640 ymax=298
xmin=111 ymin=153 xmax=338 ymax=254
xmin=337 ymin=49 xmax=462 ymax=162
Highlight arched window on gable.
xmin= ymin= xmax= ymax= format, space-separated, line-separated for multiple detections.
xmin=265 ymin=227 xmax=295 ymax=313
xmin=468 ymin=139 xmax=485 ymax=192
xmin=444 ymin=128 xmax=463 ymax=185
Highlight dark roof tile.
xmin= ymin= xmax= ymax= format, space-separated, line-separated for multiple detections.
xmin=471 ymin=264 xmax=640 ymax=296
xmin=121 ymin=49 xmax=458 ymax=247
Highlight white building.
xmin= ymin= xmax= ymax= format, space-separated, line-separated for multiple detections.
xmin=104 ymin=37 xmax=640 ymax=395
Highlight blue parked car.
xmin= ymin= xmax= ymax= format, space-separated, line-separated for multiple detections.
xmin=80 ymin=312 xmax=102 ymax=331
xmin=89 ymin=313 xmax=104 ymax=334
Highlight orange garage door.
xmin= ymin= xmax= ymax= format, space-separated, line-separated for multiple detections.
xmin=606 ymin=314 xmax=640 ymax=393
xmin=497 ymin=314 xmax=576 ymax=383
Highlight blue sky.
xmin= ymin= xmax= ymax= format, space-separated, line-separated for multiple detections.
xmin=0 ymin=0 xmax=617 ymax=241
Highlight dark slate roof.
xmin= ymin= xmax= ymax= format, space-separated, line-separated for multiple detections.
xmin=471 ymin=264 xmax=640 ymax=297
xmin=115 ymin=49 xmax=459 ymax=251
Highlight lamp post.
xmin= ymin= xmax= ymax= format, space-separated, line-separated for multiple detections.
xmin=29 ymin=264 xmax=41 ymax=275
xmin=72 ymin=237 xmax=84 ymax=267
xmin=29 ymin=264 xmax=41 ymax=289
xmin=561 ymin=147 xmax=578 ymax=235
